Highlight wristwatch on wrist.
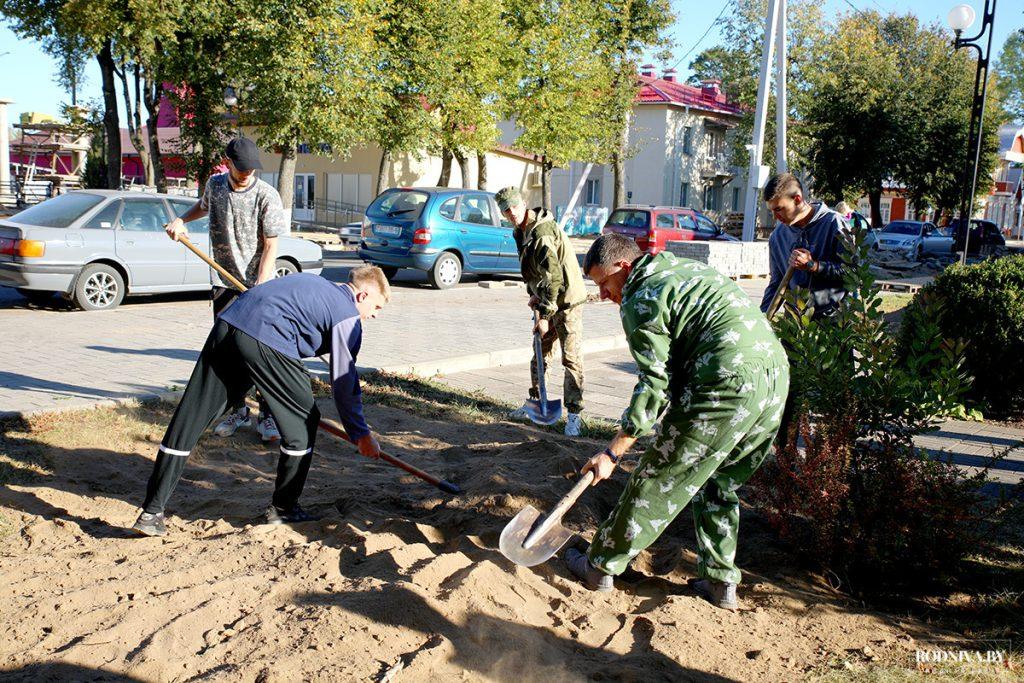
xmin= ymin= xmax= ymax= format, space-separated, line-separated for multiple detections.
xmin=602 ymin=447 xmax=619 ymax=464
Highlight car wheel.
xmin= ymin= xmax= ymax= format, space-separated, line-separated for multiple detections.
xmin=275 ymin=258 xmax=298 ymax=278
xmin=428 ymin=252 xmax=462 ymax=290
xmin=74 ymin=263 xmax=125 ymax=311
xmin=379 ymin=266 xmax=399 ymax=281
xmin=16 ymin=288 xmax=54 ymax=305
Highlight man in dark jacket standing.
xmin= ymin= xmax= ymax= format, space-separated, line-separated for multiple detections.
xmin=758 ymin=173 xmax=850 ymax=319
xmin=495 ymin=187 xmax=587 ymax=436
xmin=130 ymin=267 xmax=389 ymax=537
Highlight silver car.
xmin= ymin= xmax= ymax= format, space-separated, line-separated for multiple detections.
xmin=0 ymin=190 xmax=323 ymax=310
xmin=865 ymin=220 xmax=953 ymax=259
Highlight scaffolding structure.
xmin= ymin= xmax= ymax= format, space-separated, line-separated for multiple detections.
xmin=9 ymin=121 xmax=91 ymax=206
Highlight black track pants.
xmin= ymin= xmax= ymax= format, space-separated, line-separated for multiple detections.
xmin=142 ymin=320 xmax=320 ymax=514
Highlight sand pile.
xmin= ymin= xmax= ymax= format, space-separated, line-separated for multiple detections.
xmin=1 ymin=400 xmax=928 ymax=681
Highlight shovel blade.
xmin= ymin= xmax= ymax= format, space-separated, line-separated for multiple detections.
xmin=498 ymin=505 xmax=574 ymax=567
xmin=523 ymin=398 xmax=563 ymax=426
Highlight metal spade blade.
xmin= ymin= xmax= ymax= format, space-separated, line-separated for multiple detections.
xmin=498 ymin=471 xmax=595 ymax=567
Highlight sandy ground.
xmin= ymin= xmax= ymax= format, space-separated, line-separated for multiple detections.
xmin=0 ymin=400 xmax=965 ymax=682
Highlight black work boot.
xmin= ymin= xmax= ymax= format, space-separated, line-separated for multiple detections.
xmin=264 ymin=504 xmax=320 ymax=525
xmin=565 ymin=548 xmax=614 ymax=592
xmin=689 ymin=578 xmax=738 ymax=610
xmin=132 ymin=511 xmax=167 ymax=537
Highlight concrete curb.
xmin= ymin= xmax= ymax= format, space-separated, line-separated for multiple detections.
xmin=367 ymin=333 xmax=628 ymax=378
xmin=0 ymin=388 xmax=186 ymax=421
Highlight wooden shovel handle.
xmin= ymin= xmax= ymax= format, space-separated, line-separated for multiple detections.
xmin=178 ymin=235 xmax=249 ymax=292
xmin=766 ymin=264 xmax=796 ymax=319
xmin=523 ymin=470 xmax=595 ymax=549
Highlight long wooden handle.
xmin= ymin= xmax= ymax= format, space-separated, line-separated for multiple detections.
xmin=179 ymin=235 xmax=249 ymax=292
xmin=179 ymin=236 xmax=460 ymax=495
xmin=523 ymin=470 xmax=594 ymax=549
xmin=316 ymin=417 xmax=461 ymax=494
xmin=766 ymin=265 xmax=796 ymax=319
xmin=533 ymin=310 xmax=549 ymax=402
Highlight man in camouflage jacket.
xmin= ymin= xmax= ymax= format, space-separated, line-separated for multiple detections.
xmin=565 ymin=233 xmax=790 ymax=610
xmin=496 ymin=187 xmax=587 ymax=436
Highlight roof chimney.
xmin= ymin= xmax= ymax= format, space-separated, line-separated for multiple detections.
xmin=640 ymin=63 xmax=656 ymax=78
xmin=662 ymin=68 xmax=677 ymax=83
xmin=700 ymin=79 xmax=722 ymax=100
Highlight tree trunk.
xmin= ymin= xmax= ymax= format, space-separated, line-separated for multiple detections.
xmin=541 ymin=157 xmax=552 ymax=210
xmin=125 ymin=64 xmax=155 ymax=186
xmin=868 ymin=186 xmax=883 ymax=228
xmin=455 ymin=150 xmax=470 ymax=189
xmin=143 ymin=75 xmax=167 ymax=192
xmin=96 ymin=41 xmax=121 ymax=189
xmin=476 ymin=152 xmax=487 ymax=190
xmin=376 ymin=148 xmax=392 ymax=195
xmin=277 ymin=131 xmax=298 ymax=221
xmin=613 ymin=113 xmax=629 ymax=207
xmin=437 ymin=148 xmax=453 ymax=187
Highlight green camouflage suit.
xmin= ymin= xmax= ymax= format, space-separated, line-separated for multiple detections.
xmin=515 ymin=209 xmax=587 ymax=413
xmin=588 ymin=252 xmax=790 ymax=585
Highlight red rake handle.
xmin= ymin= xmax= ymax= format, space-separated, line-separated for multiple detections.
xmin=178 ymin=235 xmax=461 ymax=495
xmin=317 ymin=417 xmax=461 ymax=495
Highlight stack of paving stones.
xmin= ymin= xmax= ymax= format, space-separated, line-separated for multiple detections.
xmin=666 ymin=240 xmax=770 ymax=278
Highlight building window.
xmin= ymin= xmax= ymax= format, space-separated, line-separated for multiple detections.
xmin=704 ymin=184 xmax=722 ymax=212
xmin=683 ymin=127 xmax=693 ymax=155
xmin=732 ymin=187 xmax=740 ymax=210
xmin=584 ymin=178 xmax=600 ymax=205
xmin=679 ymin=182 xmax=689 ymax=207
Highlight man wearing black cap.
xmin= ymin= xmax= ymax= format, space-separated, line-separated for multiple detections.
xmin=164 ymin=136 xmax=289 ymax=443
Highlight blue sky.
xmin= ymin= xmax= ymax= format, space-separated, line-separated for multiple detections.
xmin=0 ymin=0 xmax=1020 ymax=124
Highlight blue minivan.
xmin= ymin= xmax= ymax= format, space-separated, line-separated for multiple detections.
xmin=358 ymin=187 xmax=522 ymax=289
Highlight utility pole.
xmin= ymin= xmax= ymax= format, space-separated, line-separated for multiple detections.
xmin=775 ymin=0 xmax=788 ymax=175
xmin=742 ymin=0 xmax=782 ymax=242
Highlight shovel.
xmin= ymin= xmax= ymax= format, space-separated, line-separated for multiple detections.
xmin=523 ymin=311 xmax=562 ymax=426
xmin=499 ymin=470 xmax=594 ymax=567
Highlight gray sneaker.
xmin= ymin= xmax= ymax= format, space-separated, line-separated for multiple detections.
xmin=508 ymin=402 xmax=533 ymax=421
xmin=565 ymin=548 xmax=614 ymax=592
xmin=214 ymin=408 xmax=252 ymax=437
xmin=132 ymin=511 xmax=166 ymax=537
xmin=689 ymin=578 xmax=738 ymax=610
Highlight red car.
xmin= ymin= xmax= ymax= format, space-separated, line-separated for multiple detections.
xmin=601 ymin=205 xmax=735 ymax=254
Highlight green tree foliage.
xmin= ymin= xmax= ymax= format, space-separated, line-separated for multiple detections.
xmin=803 ymin=12 xmax=1005 ymax=222
xmin=500 ymin=0 xmax=617 ymax=206
xmin=227 ymin=0 xmax=384 ymax=205
xmin=996 ymin=29 xmax=1024 ymax=122
xmin=594 ymin=0 xmax=674 ymax=206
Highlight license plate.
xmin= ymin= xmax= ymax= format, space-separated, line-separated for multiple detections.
xmin=375 ymin=224 xmax=402 ymax=237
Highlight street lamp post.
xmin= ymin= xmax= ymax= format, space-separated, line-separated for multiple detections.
xmin=947 ymin=1 xmax=997 ymax=266
xmin=223 ymin=86 xmax=240 ymax=137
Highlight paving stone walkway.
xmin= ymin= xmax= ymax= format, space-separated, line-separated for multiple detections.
xmin=437 ymin=347 xmax=1024 ymax=488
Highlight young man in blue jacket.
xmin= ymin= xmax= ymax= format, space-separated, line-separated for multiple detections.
xmin=758 ymin=173 xmax=850 ymax=319
xmin=131 ymin=266 xmax=389 ymax=536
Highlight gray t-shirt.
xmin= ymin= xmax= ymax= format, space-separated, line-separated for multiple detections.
xmin=200 ymin=174 xmax=288 ymax=288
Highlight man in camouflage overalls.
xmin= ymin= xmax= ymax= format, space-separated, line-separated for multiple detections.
xmin=496 ymin=187 xmax=587 ymax=437
xmin=565 ymin=233 xmax=789 ymax=610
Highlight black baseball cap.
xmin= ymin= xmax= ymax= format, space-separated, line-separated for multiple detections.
xmin=225 ymin=137 xmax=263 ymax=172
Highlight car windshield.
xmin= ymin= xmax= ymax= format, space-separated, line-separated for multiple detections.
xmin=367 ymin=190 xmax=429 ymax=220
xmin=882 ymin=222 xmax=920 ymax=236
xmin=9 ymin=193 xmax=106 ymax=228
xmin=607 ymin=210 xmax=649 ymax=228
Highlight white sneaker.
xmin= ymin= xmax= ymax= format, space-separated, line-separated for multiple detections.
xmin=508 ymin=402 xmax=533 ymax=421
xmin=257 ymin=415 xmax=281 ymax=443
xmin=214 ymin=408 xmax=252 ymax=437
xmin=564 ymin=412 xmax=583 ymax=437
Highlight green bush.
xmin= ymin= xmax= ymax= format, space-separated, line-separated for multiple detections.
xmin=900 ymin=255 xmax=1024 ymax=416
xmin=754 ymin=229 xmax=993 ymax=591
